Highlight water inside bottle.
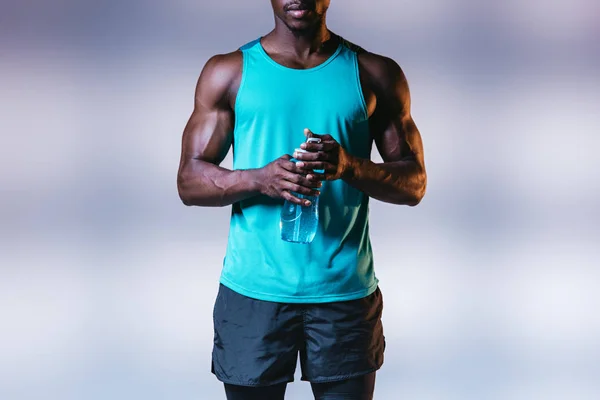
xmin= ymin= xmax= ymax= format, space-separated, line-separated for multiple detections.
xmin=280 ymin=140 xmax=322 ymax=244
xmin=280 ymin=193 xmax=319 ymax=244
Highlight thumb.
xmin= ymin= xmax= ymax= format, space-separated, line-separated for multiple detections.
xmin=304 ymin=128 xmax=333 ymax=142
xmin=304 ymin=128 xmax=323 ymax=140
xmin=304 ymin=128 xmax=321 ymax=140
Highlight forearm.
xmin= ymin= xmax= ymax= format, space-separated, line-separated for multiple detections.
xmin=177 ymin=160 xmax=261 ymax=207
xmin=344 ymin=156 xmax=426 ymax=206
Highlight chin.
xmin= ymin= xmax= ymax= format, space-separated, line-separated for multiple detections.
xmin=286 ymin=22 xmax=314 ymax=32
xmin=284 ymin=16 xmax=321 ymax=32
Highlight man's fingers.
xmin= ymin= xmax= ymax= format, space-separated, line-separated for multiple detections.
xmin=303 ymin=176 xmax=322 ymax=189
xmin=305 ymin=128 xmax=333 ymax=141
xmin=280 ymin=158 xmax=304 ymax=173
xmin=303 ymin=128 xmax=333 ymax=141
xmin=297 ymin=161 xmax=335 ymax=173
xmin=307 ymin=172 xmax=327 ymax=181
xmin=303 ymin=128 xmax=317 ymax=138
xmin=300 ymin=142 xmax=336 ymax=152
xmin=282 ymin=190 xmax=309 ymax=206
xmin=293 ymin=150 xmax=330 ymax=162
xmin=291 ymin=173 xmax=323 ymax=190
xmin=284 ymin=171 xmax=321 ymax=188
xmin=283 ymin=180 xmax=320 ymax=197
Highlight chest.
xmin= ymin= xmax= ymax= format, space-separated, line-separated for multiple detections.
xmin=235 ymin=70 xmax=368 ymax=127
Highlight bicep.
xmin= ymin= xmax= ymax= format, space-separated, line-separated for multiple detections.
xmin=179 ymin=56 xmax=236 ymax=169
xmin=181 ymin=104 xmax=233 ymax=166
xmin=370 ymin=64 xmax=424 ymax=167
xmin=373 ymin=114 xmax=424 ymax=166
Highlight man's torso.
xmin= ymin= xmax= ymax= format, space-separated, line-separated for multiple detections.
xmin=217 ymin=35 xmax=384 ymax=303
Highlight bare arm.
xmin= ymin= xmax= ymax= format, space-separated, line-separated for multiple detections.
xmin=177 ymin=52 xmax=322 ymax=207
xmin=296 ymin=54 xmax=427 ymax=206
xmin=177 ymin=52 xmax=260 ymax=207
xmin=345 ymin=54 xmax=427 ymax=206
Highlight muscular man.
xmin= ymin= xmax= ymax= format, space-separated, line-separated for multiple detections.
xmin=177 ymin=1 xmax=426 ymax=399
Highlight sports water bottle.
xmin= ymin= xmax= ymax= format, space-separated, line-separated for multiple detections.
xmin=280 ymin=138 xmax=322 ymax=244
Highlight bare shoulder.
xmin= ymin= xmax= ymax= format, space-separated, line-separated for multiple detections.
xmin=357 ymin=51 xmax=408 ymax=92
xmin=335 ymin=34 xmax=398 ymax=81
xmin=196 ymin=50 xmax=243 ymax=108
xmin=202 ymin=50 xmax=243 ymax=80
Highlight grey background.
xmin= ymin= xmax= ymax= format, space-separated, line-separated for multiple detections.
xmin=1 ymin=1 xmax=599 ymax=399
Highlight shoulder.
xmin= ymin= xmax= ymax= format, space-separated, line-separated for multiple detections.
xmin=200 ymin=50 xmax=243 ymax=86
xmin=337 ymin=35 xmax=367 ymax=55
xmin=196 ymin=49 xmax=243 ymax=106
xmin=335 ymin=34 xmax=408 ymax=92
xmin=204 ymin=37 xmax=262 ymax=73
xmin=357 ymin=51 xmax=407 ymax=92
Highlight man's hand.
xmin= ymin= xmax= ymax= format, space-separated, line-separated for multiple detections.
xmin=255 ymin=154 xmax=322 ymax=206
xmin=293 ymin=128 xmax=355 ymax=181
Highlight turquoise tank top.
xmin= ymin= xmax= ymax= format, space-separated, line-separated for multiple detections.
xmin=220 ymin=37 xmax=378 ymax=303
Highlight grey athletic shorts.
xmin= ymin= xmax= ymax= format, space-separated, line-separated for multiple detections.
xmin=211 ymin=283 xmax=385 ymax=386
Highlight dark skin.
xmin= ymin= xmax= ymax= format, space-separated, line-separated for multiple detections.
xmin=177 ymin=0 xmax=426 ymax=208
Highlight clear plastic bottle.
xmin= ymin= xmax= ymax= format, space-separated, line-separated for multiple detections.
xmin=280 ymin=138 xmax=321 ymax=244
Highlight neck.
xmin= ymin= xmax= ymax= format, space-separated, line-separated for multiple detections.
xmin=269 ymin=18 xmax=333 ymax=56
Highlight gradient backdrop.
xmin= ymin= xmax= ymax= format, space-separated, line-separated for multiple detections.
xmin=1 ymin=1 xmax=599 ymax=399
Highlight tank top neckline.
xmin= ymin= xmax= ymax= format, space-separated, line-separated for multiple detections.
xmin=256 ymin=37 xmax=343 ymax=73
